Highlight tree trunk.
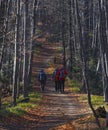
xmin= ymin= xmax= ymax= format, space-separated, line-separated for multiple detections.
xmin=23 ymin=0 xmax=29 ymax=98
xmin=61 ymin=0 xmax=66 ymax=68
xmin=28 ymin=0 xmax=37 ymax=88
xmin=68 ymin=0 xmax=73 ymax=73
xmin=12 ymin=0 xmax=20 ymax=106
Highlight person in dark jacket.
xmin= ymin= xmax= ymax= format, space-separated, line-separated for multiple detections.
xmin=38 ymin=69 xmax=47 ymax=92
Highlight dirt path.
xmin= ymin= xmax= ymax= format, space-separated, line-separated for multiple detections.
xmin=32 ymin=40 xmax=91 ymax=130
xmin=0 ymin=36 xmax=92 ymax=130
xmin=35 ymin=87 xmax=90 ymax=130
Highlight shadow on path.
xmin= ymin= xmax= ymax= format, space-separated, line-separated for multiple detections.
xmin=35 ymin=79 xmax=91 ymax=130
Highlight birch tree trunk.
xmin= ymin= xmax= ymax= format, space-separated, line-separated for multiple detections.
xmin=0 ymin=0 xmax=10 ymax=71
xmin=0 ymin=0 xmax=11 ymax=107
xmin=23 ymin=0 xmax=29 ymax=98
xmin=12 ymin=0 xmax=20 ymax=106
xmin=68 ymin=0 xmax=73 ymax=73
xmin=61 ymin=0 xmax=66 ymax=68
xmin=28 ymin=0 xmax=37 ymax=88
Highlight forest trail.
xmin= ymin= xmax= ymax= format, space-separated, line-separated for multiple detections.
xmin=31 ymin=34 xmax=92 ymax=130
xmin=0 ymin=31 xmax=93 ymax=130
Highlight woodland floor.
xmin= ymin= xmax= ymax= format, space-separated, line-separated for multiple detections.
xmin=0 ymin=29 xmax=106 ymax=130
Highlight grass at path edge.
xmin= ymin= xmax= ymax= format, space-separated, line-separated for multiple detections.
xmin=0 ymin=92 xmax=42 ymax=117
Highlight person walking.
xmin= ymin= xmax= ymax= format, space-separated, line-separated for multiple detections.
xmin=52 ymin=67 xmax=60 ymax=92
xmin=59 ymin=67 xmax=67 ymax=93
xmin=38 ymin=69 xmax=47 ymax=92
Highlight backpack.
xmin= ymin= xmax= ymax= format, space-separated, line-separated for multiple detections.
xmin=60 ymin=69 xmax=65 ymax=78
xmin=52 ymin=69 xmax=58 ymax=79
xmin=39 ymin=72 xmax=46 ymax=81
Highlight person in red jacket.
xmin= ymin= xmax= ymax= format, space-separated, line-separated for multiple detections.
xmin=52 ymin=68 xmax=60 ymax=92
xmin=59 ymin=67 xmax=67 ymax=93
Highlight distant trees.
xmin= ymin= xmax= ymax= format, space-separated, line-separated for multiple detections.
xmin=0 ymin=0 xmax=38 ymax=106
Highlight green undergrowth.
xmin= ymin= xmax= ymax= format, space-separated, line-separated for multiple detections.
xmin=79 ymin=94 xmax=108 ymax=110
xmin=0 ymin=92 xmax=42 ymax=117
xmin=78 ymin=95 xmax=107 ymax=129
xmin=66 ymin=77 xmax=81 ymax=93
xmin=66 ymin=77 xmax=107 ymax=110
